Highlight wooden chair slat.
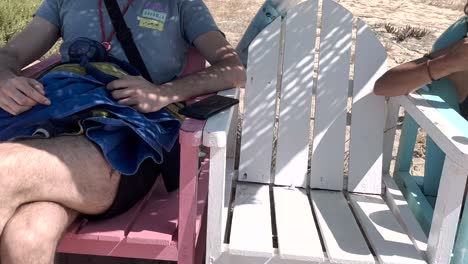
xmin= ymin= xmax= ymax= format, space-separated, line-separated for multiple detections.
xmin=383 ymin=175 xmax=428 ymax=254
xmin=310 ymin=0 xmax=353 ymax=190
xmin=127 ymin=160 xmax=209 ymax=246
xmin=75 ymin=177 xmax=165 ymax=242
xmin=347 ymin=20 xmax=387 ymax=194
xmin=238 ymin=18 xmax=282 ymax=184
xmin=426 ymin=157 xmax=467 ymax=264
xmin=229 ymin=183 xmax=273 ymax=259
xmin=311 ymin=190 xmax=374 ymax=263
xmin=274 ymin=0 xmax=318 ymax=188
xmin=349 ymin=194 xmax=426 ymax=264
xmin=273 ymin=187 xmax=324 ymax=262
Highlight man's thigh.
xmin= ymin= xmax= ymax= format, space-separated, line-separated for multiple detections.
xmin=0 ymin=136 xmax=121 ymax=215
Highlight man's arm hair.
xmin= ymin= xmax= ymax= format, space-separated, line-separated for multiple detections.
xmin=0 ymin=16 xmax=60 ymax=82
xmin=160 ymin=31 xmax=247 ymax=103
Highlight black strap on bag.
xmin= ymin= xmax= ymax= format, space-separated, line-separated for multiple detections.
xmin=103 ymin=0 xmax=153 ymax=82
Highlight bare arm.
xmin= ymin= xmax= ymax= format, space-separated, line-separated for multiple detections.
xmin=0 ymin=16 xmax=59 ymax=82
xmin=374 ymin=38 xmax=468 ymax=99
xmin=107 ymin=31 xmax=247 ymax=113
xmin=0 ymin=16 xmax=59 ymax=115
xmin=161 ymin=31 xmax=247 ymax=102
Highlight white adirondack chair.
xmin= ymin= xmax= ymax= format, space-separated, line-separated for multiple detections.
xmin=201 ymin=0 xmax=468 ymax=263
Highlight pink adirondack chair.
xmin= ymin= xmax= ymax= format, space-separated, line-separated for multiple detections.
xmin=20 ymin=48 xmax=215 ymax=264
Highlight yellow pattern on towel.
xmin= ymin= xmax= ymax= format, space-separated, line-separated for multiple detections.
xmin=47 ymin=63 xmax=185 ymax=121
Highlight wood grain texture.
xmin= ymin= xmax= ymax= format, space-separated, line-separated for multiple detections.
xmin=311 ymin=190 xmax=374 ymax=264
xmin=394 ymin=115 xmax=418 ymax=173
xmin=350 ymin=194 xmax=426 ymax=264
xmin=394 ymin=172 xmax=433 ymax=236
xmin=273 ymin=187 xmax=324 ymax=262
xmin=230 ymin=183 xmax=273 ymax=259
xmin=383 ymin=99 xmax=400 ymax=175
xmin=310 ymin=0 xmax=352 ymax=190
xmin=427 ymin=157 xmax=468 ymax=264
xmin=239 ymin=18 xmax=282 ymax=184
xmin=178 ymin=142 xmax=201 ymax=264
xmin=383 ymin=175 xmax=428 ymax=255
xmin=393 ymin=92 xmax=468 ymax=170
xmin=274 ymin=0 xmax=318 ymax=187
xmin=205 ymin=146 xmax=228 ymax=263
xmin=348 ymin=20 xmax=387 ymax=194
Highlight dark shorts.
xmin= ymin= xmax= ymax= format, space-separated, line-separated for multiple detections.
xmin=86 ymin=158 xmax=160 ymax=221
xmin=86 ymin=141 xmax=181 ymax=221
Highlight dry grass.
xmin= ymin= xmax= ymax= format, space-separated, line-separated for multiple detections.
xmin=205 ymin=0 xmax=264 ymax=46
xmin=381 ymin=23 xmax=430 ymax=42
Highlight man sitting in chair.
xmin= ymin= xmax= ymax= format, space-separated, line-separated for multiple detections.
xmin=0 ymin=0 xmax=246 ymax=263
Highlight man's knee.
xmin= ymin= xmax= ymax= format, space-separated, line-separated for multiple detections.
xmin=1 ymin=203 xmax=71 ymax=257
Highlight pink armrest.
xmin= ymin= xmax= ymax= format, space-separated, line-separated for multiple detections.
xmin=21 ymin=55 xmax=61 ymax=79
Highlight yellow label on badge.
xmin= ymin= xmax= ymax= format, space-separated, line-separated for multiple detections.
xmin=141 ymin=9 xmax=167 ymax=22
xmin=138 ymin=17 xmax=165 ymax=31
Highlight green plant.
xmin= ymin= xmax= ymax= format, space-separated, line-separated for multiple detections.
xmin=0 ymin=0 xmax=42 ymax=46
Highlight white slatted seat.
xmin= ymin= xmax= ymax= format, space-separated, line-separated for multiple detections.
xmin=202 ymin=0 xmax=468 ymax=263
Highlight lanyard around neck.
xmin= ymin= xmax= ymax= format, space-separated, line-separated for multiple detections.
xmin=98 ymin=0 xmax=134 ymax=51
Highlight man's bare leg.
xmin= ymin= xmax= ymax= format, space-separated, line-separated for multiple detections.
xmin=0 ymin=135 xmax=121 ymax=236
xmin=1 ymin=202 xmax=78 ymax=264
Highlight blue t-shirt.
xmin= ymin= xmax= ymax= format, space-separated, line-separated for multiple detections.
xmin=35 ymin=0 xmax=219 ymax=84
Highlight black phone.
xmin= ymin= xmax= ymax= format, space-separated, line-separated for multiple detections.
xmin=178 ymin=95 xmax=239 ymax=120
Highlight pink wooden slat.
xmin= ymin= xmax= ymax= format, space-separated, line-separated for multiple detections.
xmin=195 ymin=163 xmax=209 ymax=264
xmin=58 ymin=238 xmax=179 ymax=261
xmin=126 ymin=159 xmax=209 ymax=247
xmin=74 ymin=177 xmax=163 ymax=242
xmin=195 ymin=159 xmax=209 ymax=243
xmin=180 ymin=118 xmax=206 ymax=145
xmin=125 ymin=179 xmax=180 ymax=245
xmin=57 ymin=238 xmax=119 ymax=257
xmin=110 ymin=243 xmax=179 ymax=261
xmin=178 ymin=133 xmax=202 ymax=264
xmin=20 ymin=55 xmax=61 ymax=78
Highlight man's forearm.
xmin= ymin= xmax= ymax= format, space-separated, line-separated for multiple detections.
xmin=161 ymin=56 xmax=246 ymax=103
xmin=0 ymin=49 xmax=21 ymax=83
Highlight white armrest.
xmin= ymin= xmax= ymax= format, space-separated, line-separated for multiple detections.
xmin=393 ymin=91 xmax=468 ymax=170
xmin=203 ymin=88 xmax=241 ymax=148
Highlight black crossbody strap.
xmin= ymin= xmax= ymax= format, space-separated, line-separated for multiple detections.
xmin=103 ymin=0 xmax=153 ymax=82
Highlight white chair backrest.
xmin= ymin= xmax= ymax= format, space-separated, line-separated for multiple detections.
xmin=239 ymin=0 xmax=387 ymax=194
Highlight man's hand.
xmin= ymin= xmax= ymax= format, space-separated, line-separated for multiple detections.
xmin=107 ymin=75 xmax=172 ymax=113
xmin=0 ymin=76 xmax=51 ymax=115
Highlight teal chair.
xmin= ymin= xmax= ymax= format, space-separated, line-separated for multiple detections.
xmin=395 ymin=86 xmax=468 ymax=264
